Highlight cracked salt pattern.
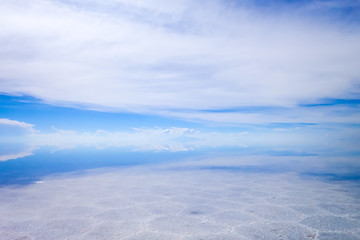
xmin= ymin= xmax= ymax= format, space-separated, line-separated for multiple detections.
xmin=0 ymin=167 xmax=359 ymax=240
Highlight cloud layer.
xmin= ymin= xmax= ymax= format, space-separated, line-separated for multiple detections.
xmin=0 ymin=0 xmax=359 ymax=123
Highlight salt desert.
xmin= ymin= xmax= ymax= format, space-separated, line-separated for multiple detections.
xmin=0 ymin=154 xmax=359 ymax=240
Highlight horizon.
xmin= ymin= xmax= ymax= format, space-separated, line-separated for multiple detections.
xmin=1 ymin=0 xmax=360 ymax=239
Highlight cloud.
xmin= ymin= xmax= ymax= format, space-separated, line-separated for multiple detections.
xmin=0 ymin=0 xmax=359 ymax=123
xmin=0 ymin=118 xmax=36 ymax=140
xmin=0 ymin=149 xmax=34 ymax=162
xmin=0 ymin=118 xmax=246 ymax=161
xmin=159 ymin=104 xmax=360 ymax=124
xmin=29 ymin=127 xmax=248 ymax=151
xmin=0 ymin=118 xmax=243 ymax=160
xmin=0 ymin=118 xmax=35 ymax=161
xmin=0 ymin=118 xmax=34 ymax=129
xmin=1 ymin=117 xmax=359 ymax=161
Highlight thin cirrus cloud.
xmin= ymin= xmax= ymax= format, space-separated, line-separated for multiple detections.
xmin=0 ymin=0 xmax=359 ymax=123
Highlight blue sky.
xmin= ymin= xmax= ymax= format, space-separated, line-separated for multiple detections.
xmin=0 ymin=0 xmax=360 ymax=160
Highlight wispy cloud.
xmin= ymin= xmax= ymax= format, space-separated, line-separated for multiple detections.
xmin=0 ymin=118 xmax=248 ymax=160
xmin=0 ymin=119 xmax=35 ymax=161
xmin=29 ymin=127 xmax=248 ymax=152
xmin=1 ymin=118 xmax=359 ymax=161
xmin=160 ymin=104 xmax=360 ymax=124
xmin=0 ymin=118 xmax=34 ymax=129
xmin=0 ymin=0 xmax=359 ymax=123
xmin=0 ymin=149 xmax=34 ymax=162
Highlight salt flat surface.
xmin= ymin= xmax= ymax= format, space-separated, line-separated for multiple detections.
xmin=0 ymin=166 xmax=359 ymax=240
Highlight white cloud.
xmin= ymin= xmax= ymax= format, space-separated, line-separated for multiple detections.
xmin=0 ymin=118 xmax=249 ymax=161
xmin=0 ymin=118 xmax=36 ymax=161
xmin=0 ymin=118 xmax=36 ymax=141
xmin=158 ymin=105 xmax=360 ymax=124
xmin=0 ymin=0 xmax=359 ymax=122
xmin=29 ymin=127 xmax=248 ymax=151
xmin=0 ymin=150 xmax=34 ymax=162
xmin=0 ymin=118 xmax=34 ymax=129
xmin=1 ymin=117 xmax=359 ymax=161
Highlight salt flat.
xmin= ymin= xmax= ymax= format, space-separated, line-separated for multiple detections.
xmin=0 ymin=164 xmax=359 ymax=240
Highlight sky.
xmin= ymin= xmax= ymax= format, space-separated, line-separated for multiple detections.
xmin=0 ymin=0 xmax=360 ymax=161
